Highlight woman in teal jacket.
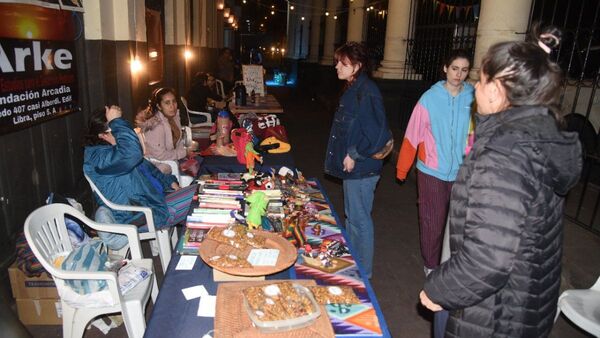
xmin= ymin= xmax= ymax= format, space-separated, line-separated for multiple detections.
xmin=396 ymin=50 xmax=474 ymax=274
xmin=83 ymin=106 xmax=181 ymax=228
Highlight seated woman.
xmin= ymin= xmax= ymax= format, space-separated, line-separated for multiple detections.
xmin=186 ymin=72 xmax=223 ymax=123
xmin=136 ymin=87 xmax=193 ymax=174
xmin=84 ymin=106 xmax=196 ymax=248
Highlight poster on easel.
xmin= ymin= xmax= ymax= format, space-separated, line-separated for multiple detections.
xmin=242 ymin=65 xmax=265 ymax=96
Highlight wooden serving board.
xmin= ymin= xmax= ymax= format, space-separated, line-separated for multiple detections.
xmin=215 ymin=280 xmax=334 ymax=338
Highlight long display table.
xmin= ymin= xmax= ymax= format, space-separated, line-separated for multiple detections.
xmin=144 ymin=179 xmax=390 ymax=338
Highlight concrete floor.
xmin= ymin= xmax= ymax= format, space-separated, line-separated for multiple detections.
xmin=26 ymin=85 xmax=600 ymax=337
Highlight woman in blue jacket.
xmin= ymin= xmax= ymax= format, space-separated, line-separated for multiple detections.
xmin=84 ymin=106 xmax=194 ymax=234
xmin=324 ymin=42 xmax=391 ymax=279
xmin=396 ymin=50 xmax=474 ymax=275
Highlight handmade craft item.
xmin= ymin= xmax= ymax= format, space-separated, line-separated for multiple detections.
xmin=245 ymin=191 xmax=269 ymax=230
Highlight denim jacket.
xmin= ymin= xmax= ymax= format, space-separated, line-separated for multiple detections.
xmin=324 ymin=73 xmax=390 ymax=179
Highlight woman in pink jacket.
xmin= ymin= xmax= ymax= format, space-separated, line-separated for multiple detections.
xmin=136 ymin=87 xmax=190 ymax=174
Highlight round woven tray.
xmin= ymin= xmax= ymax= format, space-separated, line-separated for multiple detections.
xmin=199 ymin=229 xmax=297 ymax=276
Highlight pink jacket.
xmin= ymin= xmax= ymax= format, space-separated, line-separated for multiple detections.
xmin=137 ymin=111 xmax=187 ymax=162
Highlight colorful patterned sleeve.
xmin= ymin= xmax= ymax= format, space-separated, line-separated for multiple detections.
xmin=396 ymin=102 xmax=428 ymax=180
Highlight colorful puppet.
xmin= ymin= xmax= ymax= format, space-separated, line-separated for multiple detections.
xmin=245 ymin=191 xmax=269 ymax=230
xmin=244 ymin=141 xmax=263 ymax=174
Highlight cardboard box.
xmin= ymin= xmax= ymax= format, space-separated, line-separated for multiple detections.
xmin=8 ymin=263 xmax=58 ymax=299
xmin=16 ymin=298 xmax=62 ymax=325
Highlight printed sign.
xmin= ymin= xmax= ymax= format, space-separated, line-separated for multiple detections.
xmin=242 ymin=64 xmax=265 ymax=96
xmin=0 ymin=3 xmax=80 ymax=135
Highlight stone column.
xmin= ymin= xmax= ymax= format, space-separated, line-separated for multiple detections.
xmin=347 ymin=0 xmax=365 ymax=42
xmin=373 ymin=0 xmax=411 ymax=79
xmin=299 ymin=10 xmax=310 ymax=59
xmin=308 ymin=0 xmax=324 ymax=63
xmin=319 ymin=0 xmax=341 ymax=65
xmin=470 ymin=0 xmax=533 ymax=79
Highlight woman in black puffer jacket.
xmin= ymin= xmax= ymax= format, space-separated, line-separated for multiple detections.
xmin=419 ymin=26 xmax=583 ymax=337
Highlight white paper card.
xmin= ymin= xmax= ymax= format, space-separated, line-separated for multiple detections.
xmin=247 ymin=249 xmax=279 ymax=266
xmin=197 ymin=295 xmax=216 ymax=317
xmin=182 ymin=285 xmax=208 ymax=300
xmin=176 ymin=255 xmax=197 ymax=270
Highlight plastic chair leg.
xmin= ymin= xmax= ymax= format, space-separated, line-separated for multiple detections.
xmin=71 ymin=306 xmax=101 ymax=338
xmin=156 ymin=229 xmax=172 ymax=273
xmin=170 ymin=226 xmax=179 ymax=248
xmin=151 ymin=274 xmax=159 ymax=304
xmin=122 ymin=300 xmax=146 ymax=338
xmin=61 ymin=301 xmax=76 ymax=338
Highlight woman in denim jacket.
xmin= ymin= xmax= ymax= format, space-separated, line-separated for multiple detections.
xmin=324 ymin=42 xmax=391 ymax=279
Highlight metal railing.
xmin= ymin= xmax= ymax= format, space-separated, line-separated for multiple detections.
xmin=404 ymin=0 xmax=479 ymax=81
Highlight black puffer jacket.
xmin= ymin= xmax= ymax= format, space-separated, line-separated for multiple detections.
xmin=424 ymin=106 xmax=582 ymax=337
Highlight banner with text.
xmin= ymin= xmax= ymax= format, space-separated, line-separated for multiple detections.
xmin=0 ymin=4 xmax=79 ymax=135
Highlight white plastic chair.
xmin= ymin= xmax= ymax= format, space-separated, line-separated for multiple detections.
xmin=215 ymin=79 xmax=226 ymax=98
xmin=84 ymin=174 xmax=177 ymax=273
xmin=555 ymin=276 xmax=600 ymax=336
xmin=180 ymin=96 xmax=213 ymax=140
xmin=24 ymin=204 xmax=157 ymax=338
xmin=137 ymin=125 xmax=194 ymax=187
xmin=146 ymin=158 xmax=194 ymax=187
xmin=180 ymin=96 xmax=213 ymax=128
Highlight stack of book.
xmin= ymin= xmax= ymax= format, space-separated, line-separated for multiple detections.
xmin=178 ymin=178 xmax=247 ymax=255
xmin=177 ymin=228 xmax=207 ymax=255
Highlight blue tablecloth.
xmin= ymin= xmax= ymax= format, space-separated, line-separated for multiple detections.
xmin=144 ymin=251 xmax=290 ymax=338
xmin=199 ymin=152 xmax=295 ymax=174
xmin=144 ymin=180 xmax=391 ymax=338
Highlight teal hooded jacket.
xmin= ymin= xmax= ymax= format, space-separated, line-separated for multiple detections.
xmin=84 ymin=118 xmax=177 ymax=228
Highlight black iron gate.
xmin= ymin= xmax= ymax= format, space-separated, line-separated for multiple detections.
xmin=405 ymin=0 xmax=479 ymax=81
xmin=528 ymin=0 xmax=600 ymax=233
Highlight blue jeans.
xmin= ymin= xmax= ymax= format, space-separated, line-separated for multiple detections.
xmin=434 ymin=310 xmax=449 ymax=338
xmin=95 ymin=206 xmax=129 ymax=251
xmin=343 ymin=175 xmax=380 ymax=279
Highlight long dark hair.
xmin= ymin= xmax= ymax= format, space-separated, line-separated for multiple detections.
xmin=334 ymin=42 xmax=371 ymax=83
xmin=140 ymin=87 xmax=177 ymax=121
xmin=83 ymin=108 xmax=109 ymax=146
xmin=480 ymin=24 xmax=563 ymax=118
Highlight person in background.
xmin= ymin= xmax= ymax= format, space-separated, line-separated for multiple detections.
xmin=217 ymin=48 xmax=235 ymax=93
xmin=396 ymin=50 xmax=474 ymax=276
xmin=136 ymin=87 xmax=193 ymax=174
xmin=186 ymin=72 xmax=223 ymax=122
xmin=324 ymin=42 xmax=391 ymax=280
xmin=84 ymin=106 xmax=197 ymax=248
xmin=250 ymin=47 xmax=263 ymax=65
xmin=420 ymin=26 xmax=582 ymax=337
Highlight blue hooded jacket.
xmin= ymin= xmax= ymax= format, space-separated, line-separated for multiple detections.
xmin=396 ymin=81 xmax=474 ymax=181
xmin=324 ymin=73 xmax=391 ymax=179
xmin=83 ymin=118 xmax=178 ymax=227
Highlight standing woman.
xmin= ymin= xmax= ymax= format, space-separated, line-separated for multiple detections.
xmin=396 ymin=50 xmax=474 ymax=275
xmin=420 ymin=26 xmax=582 ymax=337
xmin=324 ymin=42 xmax=391 ymax=279
xmin=136 ymin=87 xmax=190 ymax=174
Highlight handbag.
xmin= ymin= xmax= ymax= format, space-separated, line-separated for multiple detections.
xmin=372 ymin=135 xmax=394 ymax=160
xmin=180 ymin=157 xmax=200 ymax=177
